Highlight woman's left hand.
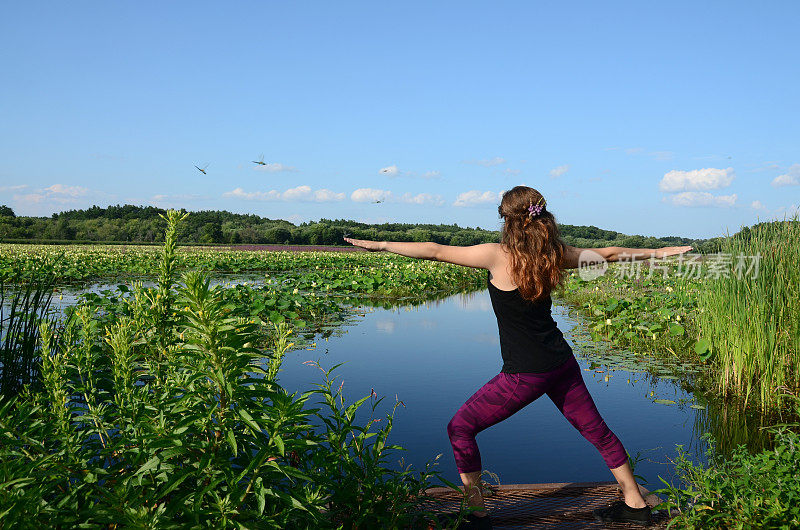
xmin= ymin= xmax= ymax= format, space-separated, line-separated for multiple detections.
xmin=343 ymin=236 xmax=385 ymax=252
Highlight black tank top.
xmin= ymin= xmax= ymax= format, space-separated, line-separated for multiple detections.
xmin=487 ymin=271 xmax=573 ymax=373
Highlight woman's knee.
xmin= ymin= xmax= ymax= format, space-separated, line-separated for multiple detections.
xmin=446 ymin=416 xmax=460 ymax=439
xmin=447 ymin=414 xmax=473 ymax=441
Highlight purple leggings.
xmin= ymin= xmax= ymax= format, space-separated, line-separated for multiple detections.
xmin=447 ymin=356 xmax=628 ymax=474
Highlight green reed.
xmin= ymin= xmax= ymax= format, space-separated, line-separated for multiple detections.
xmin=0 ymin=258 xmax=60 ymax=398
xmin=698 ymin=215 xmax=800 ymax=410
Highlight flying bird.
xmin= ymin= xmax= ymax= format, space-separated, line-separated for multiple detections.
xmin=252 ymin=154 xmax=266 ymax=166
xmin=194 ymin=163 xmax=209 ymax=175
xmin=373 ymin=199 xmax=383 ymax=204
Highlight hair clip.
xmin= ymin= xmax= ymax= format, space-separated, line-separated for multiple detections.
xmin=527 ymin=197 xmax=546 ymax=219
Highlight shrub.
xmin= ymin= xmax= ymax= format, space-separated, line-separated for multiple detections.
xmin=656 ymin=428 xmax=800 ymax=529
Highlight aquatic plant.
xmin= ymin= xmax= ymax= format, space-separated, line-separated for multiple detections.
xmin=0 ymin=258 xmax=60 ymax=398
xmin=562 ymin=266 xmax=701 ymax=360
xmin=655 ymin=427 xmax=800 ymax=529
xmin=0 ymin=241 xmax=486 ymax=294
xmin=698 ymin=216 xmax=800 ymax=410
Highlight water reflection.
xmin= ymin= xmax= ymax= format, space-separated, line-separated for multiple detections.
xmin=694 ymin=398 xmax=777 ymax=456
xmin=277 ymin=288 xmax=711 ymax=489
xmin=44 ymin=273 xmax=269 ymax=314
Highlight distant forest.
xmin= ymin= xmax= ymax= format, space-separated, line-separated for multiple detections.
xmin=0 ymin=203 xmax=725 ymax=252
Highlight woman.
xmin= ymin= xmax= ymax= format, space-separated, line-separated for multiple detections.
xmin=344 ymin=186 xmax=691 ymax=527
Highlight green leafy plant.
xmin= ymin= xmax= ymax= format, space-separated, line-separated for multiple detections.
xmin=0 ymin=211 xmax=446 ymax=528
xmin=655 ymin=427 xmax=800 ymax=529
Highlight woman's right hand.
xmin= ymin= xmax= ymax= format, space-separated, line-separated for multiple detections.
xmin=343 ymin=236 xmax=385 ymax=252
xmin=654 ymin=246 xmax=693 ymax=258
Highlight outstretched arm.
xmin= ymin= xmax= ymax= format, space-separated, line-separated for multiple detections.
xmin=343 ymin=237 xmax=501 ymax=270
xmin=562 ymin=244 xmax=693 ymax=269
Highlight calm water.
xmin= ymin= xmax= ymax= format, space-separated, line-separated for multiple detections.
xmin=44 ymin=273 xmax=269 ymax=313
xmin=277 ymin=288 xmax=705 ymax=489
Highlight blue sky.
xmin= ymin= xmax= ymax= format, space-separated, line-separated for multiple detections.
xmin=1 ymin=1 xmax=798 ymax=239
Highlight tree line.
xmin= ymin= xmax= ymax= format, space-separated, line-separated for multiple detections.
xmin=0 ymin=203 xmax=723 ymax=252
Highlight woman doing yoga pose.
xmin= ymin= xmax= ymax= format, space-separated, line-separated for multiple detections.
xmin=344 ymin=185 xmax=692 ymax=527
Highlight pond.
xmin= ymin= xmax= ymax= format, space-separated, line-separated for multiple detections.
xmin=44 ymin=272 xmax=271 ymax=313
xmin=6 ymin=274 xmax=757 ymax=490
xmin=276 ymin=287 xmax=710 ymax=490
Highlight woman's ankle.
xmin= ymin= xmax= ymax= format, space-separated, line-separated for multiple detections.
xmin=623 ymin=494 xmax=647 ymax=509
xmin=465 ymin=488 xmax=486 ymax=514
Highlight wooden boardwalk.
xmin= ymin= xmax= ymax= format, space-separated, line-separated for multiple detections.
xmin=420 ymin=482 xmax=671 ymax=529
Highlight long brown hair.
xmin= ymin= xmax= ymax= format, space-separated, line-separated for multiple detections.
xmin=498 ymin=186 xmax=566 ymax=302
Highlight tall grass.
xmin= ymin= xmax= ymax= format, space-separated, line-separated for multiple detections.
xmin=0 ymin=260 xmax=59 ymax=398
xmin=699 ymin=215 xmax=800 ymax=410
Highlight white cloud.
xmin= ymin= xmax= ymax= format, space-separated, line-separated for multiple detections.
xmin=351 ymin=188 xmax=443 ymax=205
xmin=549 ymin=164 xmax=570 ymax=179
xmin=503 ymin=168 xmax=521 ymax=176
xmin=379 ymin=165 xmax=399 ymax=176
xmin=280 ymin=186 xmax=314 ymax=201
xmin=463 ymin=157 xmax=506 ymax=167
xmin=223 ymin=188 xmax=281 ymax=201
xmin=666 ymin=192 xmax=737 ymax=207
xmin=223 ymin=185 xmax=344 ymax=202
xmin=659 ymin=167 xmax=735 ymax=192
xmin=9 ymin=183 xmax=113 ymax=215
xmin=13 ymin=193 xmax=46 ymax=205
xmin=0 ymin=184 xmax=28 ymax=193
xmin=397 ymin=192 xmax=444 ymax=206
xmin=751 ymin=200 xmax=766 ymax=210
xmin=351 ymin=188 xmax=391 ymax=203
xmin=421 ymin=170 xmax=441 ymax=179
xmin=772 ymin=164 xmax=800 ymax=187
xmin=453 ymin=190 xmax=502 ymax=207
xmin=44 ymin=184 xmax=90 ymax=198
xmin=14 ymin=183 xmax=93 ymax=205
xmin=313 ymin=188 xmax=347 ymax=201
xmin=253 ymin=163 xmax=297 ymax=173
